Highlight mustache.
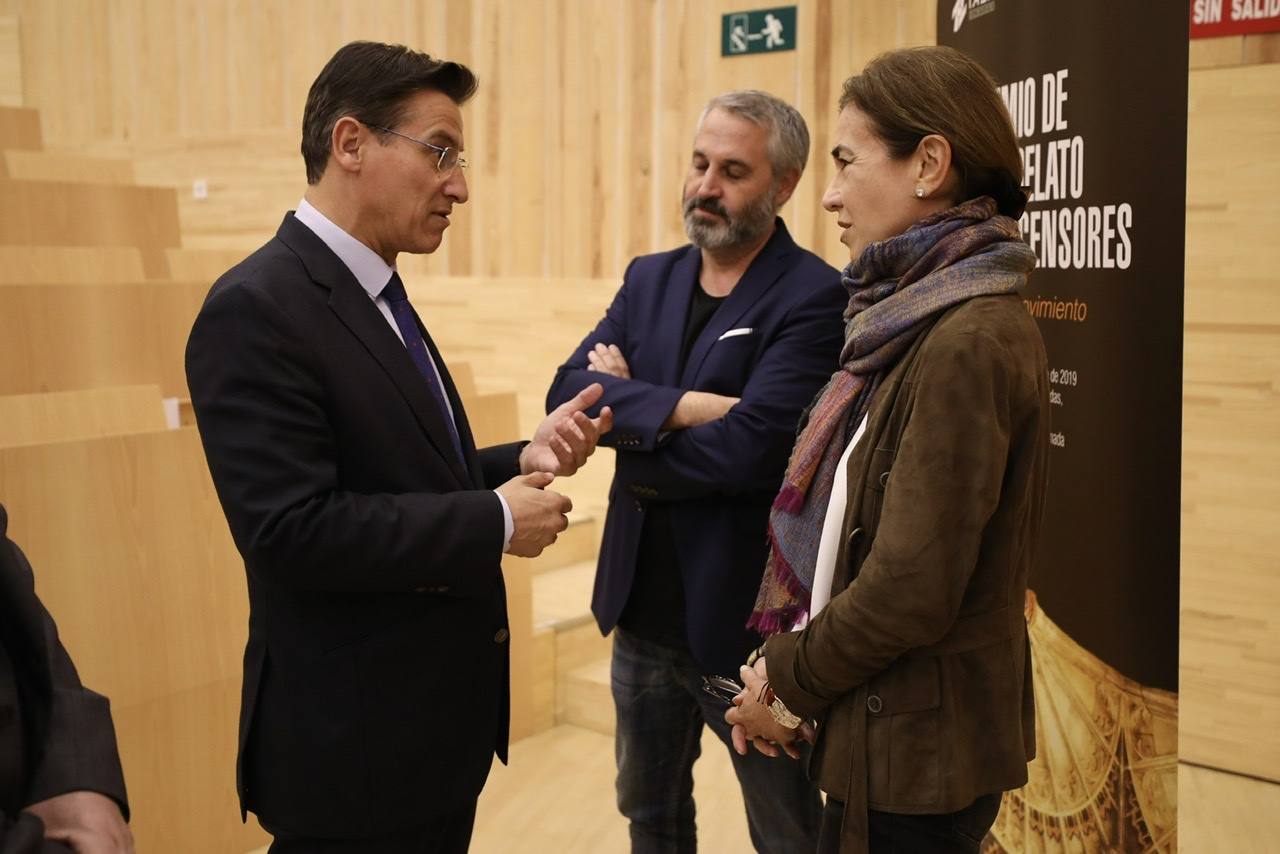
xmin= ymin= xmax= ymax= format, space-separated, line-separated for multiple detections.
xmin=684 ymin=196 xmax=730 ymax=222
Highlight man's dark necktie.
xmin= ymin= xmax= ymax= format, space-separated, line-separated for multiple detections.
xmin=379 ymin=272 xmax=466 ymax=465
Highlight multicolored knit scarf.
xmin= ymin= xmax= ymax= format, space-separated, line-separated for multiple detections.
xmin=748 ymin=197 xmax=1036 ymax=634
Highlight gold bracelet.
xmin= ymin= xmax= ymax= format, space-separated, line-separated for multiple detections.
xmin=767 ymin=692 xmax=803 ymax=729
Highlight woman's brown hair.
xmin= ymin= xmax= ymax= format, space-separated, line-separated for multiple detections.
xmin=839 ymin=46 xmax=1027 ymax=217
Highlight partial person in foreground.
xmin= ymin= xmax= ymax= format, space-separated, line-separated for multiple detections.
xmin=726 ymin=46 xmax=1051 ymax=854
xmin=186 ymin=42 xmax=611 ymax=852
xmin=545 ymin=90 xmax=843 ymax=851
xmin=0 ymin=504 xmax=132 ymax=854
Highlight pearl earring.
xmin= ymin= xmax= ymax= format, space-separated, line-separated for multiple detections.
xmin=915 ymin=187 xmax=925 ymax=199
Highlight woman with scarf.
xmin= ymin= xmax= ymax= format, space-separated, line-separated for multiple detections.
xmin=725 ymin=47 xmax=1050 ymax=854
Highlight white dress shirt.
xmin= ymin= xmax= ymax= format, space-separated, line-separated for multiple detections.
xmin=293 ymin=199 xmax=514 ymax=549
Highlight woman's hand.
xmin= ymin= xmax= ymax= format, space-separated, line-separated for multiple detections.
xmin=724 ymin=658 xmax=811 ymax=759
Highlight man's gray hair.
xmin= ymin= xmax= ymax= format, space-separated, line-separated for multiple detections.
xmin=696 ymin=90 xmax=810 ymax=179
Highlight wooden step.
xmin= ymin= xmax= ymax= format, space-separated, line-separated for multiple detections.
xmin=561 ymin=658 xmax=614 ymax=736
xmin=527 ymin=558 xmax=612 ymax=737
xmin=532 ymin=558 xmax=597 ymax=629
xmin=1 ymin=149 xmax=134 ymax=184
xmin=0 ymin=281 xmax=208 ymax=397
xmin=0 ymin=178 xmax=180 ymax=248
xmin=0 ymin=385 xmax=167 ymax=449
xmin=0 ymin=246 xmax=149 ymax=284
xmin=517 ymin=513 xmax=598 ymax=577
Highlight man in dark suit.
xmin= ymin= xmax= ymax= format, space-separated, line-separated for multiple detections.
xmin=545 ymin=91 xmax=845 ymax=852
xmin=0 ymin=504 xmax=132 ymax=854
xmin=185 ymin=42 xmax=611 ymax=852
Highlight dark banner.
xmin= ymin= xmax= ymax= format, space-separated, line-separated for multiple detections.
xmin=938 ymin=2 xmax=1185 ymax=849
xmin=940 ymin=0 xmax=1185 ymax=691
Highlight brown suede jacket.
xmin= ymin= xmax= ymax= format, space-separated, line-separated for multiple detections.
xmin=764 ymin=294 xmax=1050 ymax=849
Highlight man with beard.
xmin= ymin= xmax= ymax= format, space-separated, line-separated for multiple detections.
xmin=545 ymin=91 xmax=844 ymax=852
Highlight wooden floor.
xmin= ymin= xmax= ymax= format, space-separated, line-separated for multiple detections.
xmin=473 ymin=725 xmax=752 ymax=853
xmin=245 ymin=728 xmax=1279 ymax=853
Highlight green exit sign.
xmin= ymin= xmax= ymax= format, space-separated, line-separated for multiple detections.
xmin=722 ymin=6 xmax=797 ymax=56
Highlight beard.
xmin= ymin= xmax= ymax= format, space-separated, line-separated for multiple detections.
xmin=682 ymin=185 xmax=779 ymax=251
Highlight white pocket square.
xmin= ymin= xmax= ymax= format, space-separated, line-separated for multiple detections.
xmin=717 ymin=327 xmax=755 ymax=341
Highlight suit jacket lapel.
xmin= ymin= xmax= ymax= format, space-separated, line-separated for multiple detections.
xmin=276 ymin=215 xmax=472 ymax=488
xmin=679 ymin=219 xmax=797 ymax=387
xmin=656 ymin=247 xmax=701 ymax=386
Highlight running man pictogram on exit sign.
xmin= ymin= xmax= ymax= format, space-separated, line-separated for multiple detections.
xmin=722 ymin=7 xmax=797 ymax=56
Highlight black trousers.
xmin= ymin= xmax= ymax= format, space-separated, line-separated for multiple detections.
xmin=263 ymin=800 xmax=477 ymax=854
xmin=817 ymin=792 xmax=1003 ymax=854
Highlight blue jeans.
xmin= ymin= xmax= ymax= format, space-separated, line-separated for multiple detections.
xmin=611 ymin=628 xmax=823 ymax=853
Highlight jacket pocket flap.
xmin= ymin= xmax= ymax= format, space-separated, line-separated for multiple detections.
xmin=867 ymin=656 xmax=940 ymax=715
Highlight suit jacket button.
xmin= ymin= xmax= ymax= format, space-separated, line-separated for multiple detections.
xmin=866 ymin=694 xmax=883 ymax=714
xmin=494 ymin=628 xmax=510 ymax=643
xmin=879 ymin=471 xmax=890 ymax=488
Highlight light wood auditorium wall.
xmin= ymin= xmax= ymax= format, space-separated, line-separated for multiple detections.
xmin=2 ymin=1 xmax=1278 ymax=782
xmin=1181 ymin=40 xmax=1280 ymax=783
xmin=0 ymin=0 xmax=934 ymax=271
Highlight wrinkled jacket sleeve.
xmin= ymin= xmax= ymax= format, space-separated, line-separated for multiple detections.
xmin=1 ymin=536 xmax=128 ymax=833
xmin=1 ymin=811 xmax=71 ymax=853
xmin=547 ymin=273 xmax=845 ymax=502
xmin=545 ymin=260 xmax=686 ymax=452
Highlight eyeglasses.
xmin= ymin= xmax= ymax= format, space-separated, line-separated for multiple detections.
xmin=701 ymin=674 xmax=745 ymax=706
xmin=369 ymin=125 xmax=468 ymax=173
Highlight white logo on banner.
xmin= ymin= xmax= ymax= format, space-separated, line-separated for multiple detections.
xmin=953 ymin=0 xmax=998 ymax=32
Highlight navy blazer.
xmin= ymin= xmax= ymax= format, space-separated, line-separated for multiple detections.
xmin=186 ymin=214 xmax=522 ymax=838
xmin=546 ymin=220 xmax=846 ymax=674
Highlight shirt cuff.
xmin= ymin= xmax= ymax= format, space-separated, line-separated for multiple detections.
xmin=494 ymin=490 xmax=514 ymax=552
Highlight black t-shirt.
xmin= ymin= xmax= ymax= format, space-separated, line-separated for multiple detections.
xmin=617 ymin=283 xmax=726 ymax=651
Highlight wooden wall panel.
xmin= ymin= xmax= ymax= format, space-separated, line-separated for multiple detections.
xmin=0 ymin=428 xmax=267 ymax=853
xmin=0 ymin=15 xmax=20 ymax=107
xmin=0 ymin=246 xmax=147 ymax=284
xmin=0 ymin=104 xmax=38 ymax=148
xmin=0 ymin=282 xmax=206 ymax=397
xmin=1180 ymin=62 xmax=1280 ymax=781
xmin=0 ymin=149 xmax=134 ymax=183
xmin=0 ymin=385 xmax=166 ymax=448
xmin=0 ymin=178 xmax=179 ymax=248
xmin=0 ymin=1 xmax=935 ymax=277
xmin=1191 ymin=32 xmax=1280 ymax=69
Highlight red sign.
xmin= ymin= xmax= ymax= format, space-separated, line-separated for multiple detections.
xmin=1191 ymin=0 xmax=1280 ymax=37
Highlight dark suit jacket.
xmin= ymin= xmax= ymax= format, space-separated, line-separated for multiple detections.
xmin=185 ymin=214 xmax=523 ymax=838
xmin=0 ymin=505 xmax=129 ymax=854
xmin=765 ymin=296 xmax=1048 ymax=837
xmin=546 ymin=220 xmax=845 ymax=674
